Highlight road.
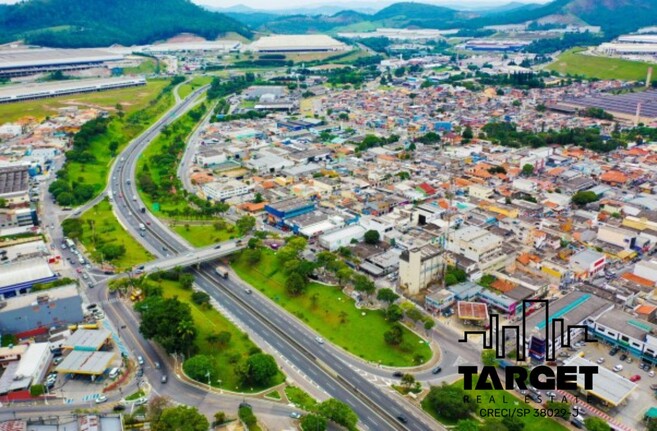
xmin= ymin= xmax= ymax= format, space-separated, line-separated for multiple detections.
xmin=105 ymin=93 xmax=447 ymax=431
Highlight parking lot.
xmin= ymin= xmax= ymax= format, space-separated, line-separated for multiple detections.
xmin=575 ymin=340 xmax=656 ymax=430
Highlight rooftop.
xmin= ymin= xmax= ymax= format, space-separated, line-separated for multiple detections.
xmin=56 ymin=350 xmax=116 ymax=375
xmin=563 ymin=355 xmax=636 ymax=406
xmin=0 ymin=164 xmax=29 ymax=196
xmin=63 ymin=329 xmax=112 ymax=351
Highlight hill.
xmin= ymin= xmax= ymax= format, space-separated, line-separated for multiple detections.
xmin=0 ymin=0 xmax=251 ymax=48
xmin=230 ymin=0 xmax=656 ymax=39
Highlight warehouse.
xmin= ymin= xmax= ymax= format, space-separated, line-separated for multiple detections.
xmin=0 ymin=77 xmax=146 ymax=104
xmin=0 ymin=48 xmax=123 ymax=78
xmin=0 ymin=284 xmax=82 ymax=333
xmin=248 ymin=35 xmax=347 ymax=53
xmin=319 ymin=225 xmax=366 ymax=251
xmin=561 ymin=89 xmax=657 ymax=124
xmin=0 ymin=258 xmax=58 ymax=300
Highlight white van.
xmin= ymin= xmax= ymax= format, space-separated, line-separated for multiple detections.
xmin=78 ymin=256 xmax=85 ymax=265
xmin=109 ymin=367 xmax=120 ymax=379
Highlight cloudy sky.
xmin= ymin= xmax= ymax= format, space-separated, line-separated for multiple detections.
xmin=0 ymin=0 xmax=551 ymax=9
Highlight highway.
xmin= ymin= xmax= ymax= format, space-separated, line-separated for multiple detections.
xmin=106 ymin=88 xmax=439 ymax=430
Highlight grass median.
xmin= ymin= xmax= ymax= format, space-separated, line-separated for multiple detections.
xmin=77 ymin=198 xmax=153 ymax=271
xmin=231 ymin=249 xmax=432 ymax=367
xmin=178 ymin=76 xmax=213 ymax=99
xmin=157 ymin=279 xmax=285 ymax=392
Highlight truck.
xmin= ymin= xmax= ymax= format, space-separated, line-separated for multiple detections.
xmin=65 ymin=238 xmax=75 ymax=249
xmin=215 ymin=265 xmax=229 ymax=279
xmin=138 ymin=223 xmax=146 ymax=231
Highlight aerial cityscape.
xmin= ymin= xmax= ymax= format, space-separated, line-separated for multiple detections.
xmin=1 ymin=0 xmax=657 ymax=430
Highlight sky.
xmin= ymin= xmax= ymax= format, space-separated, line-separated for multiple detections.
xmin=0 ymin=0 xmax=552 ymax=10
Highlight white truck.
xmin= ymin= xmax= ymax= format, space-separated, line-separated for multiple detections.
xmin=65 ymin=238 xmax=75 ymax=249
xmin=215 ymin=265 xmax=229 ymax=279
xmin=138 ymin=223 xmax=146 ymax=231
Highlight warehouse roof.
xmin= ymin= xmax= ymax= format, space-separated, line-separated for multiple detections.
xmin=0 ymin=258 xmax=56 ymax=293
xmin=564 ymin=355 xmax=636 ymax=406
xmin=0 ymin=48 xmax=122 ymax=70
xmin=0 ymin=164 xmax=29 ymax=196
xmin=250 ymin=35 xmax=346 ymax=52
xmin=0 ymin=284 xmax=78 ymax=313
xmin=0 ymin=77 xmax=146 ymax=101
xmin=56 ymin=350 xmax=115 ymax=375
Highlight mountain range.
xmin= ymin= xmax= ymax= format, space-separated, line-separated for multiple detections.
xmin=0 ymin=0 xmax=655 ymax=48
xmin=0 ymin=0 xmax=250 ymax=48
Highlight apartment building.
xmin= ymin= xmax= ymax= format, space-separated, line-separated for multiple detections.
xmin=399 ymin=244 xmax=443 ymax=295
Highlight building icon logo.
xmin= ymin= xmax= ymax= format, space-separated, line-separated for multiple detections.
xmin=458 ymin=299 xmax=597 ymax=362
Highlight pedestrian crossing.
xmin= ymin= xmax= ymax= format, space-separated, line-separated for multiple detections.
xmin=82 ymin=393 xmax=101 ymax=402
xmin=103 ymin=319 xmax=129 ymax=357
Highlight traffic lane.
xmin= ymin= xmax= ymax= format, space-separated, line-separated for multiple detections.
xmin=214 ymin=275 xmax=434 ymax=431
xmin=193 ymin=272 xmax=401 ymax=431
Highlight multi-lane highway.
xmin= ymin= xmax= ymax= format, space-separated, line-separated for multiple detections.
xmin=103 ymin=89 xmax=446 ymax=431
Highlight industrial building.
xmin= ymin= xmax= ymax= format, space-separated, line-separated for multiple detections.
xmin=0 ymin=76 xmax=146 ymax=104
xmin=0 ymin=284 xmax=83 ymax=331
xmin=248 ymin=35 xmax=347 ymax=53
xmin=202 ymin=179 xmax=252 ymax=201
xmin=0 ymin=48 xmax=123 ymax=78
xmin=0 ymin=416 xmax=124 ymax=431
xmin=265 ymin=197 xmax=316 ymax=227
xmin=561 ymin=89 xmax=657 ymax=124
xmin=399 ymin=244 xmax=443 ymax=295
xmin=318 ymin=224 xmax=366 ymax=251
xmin=0 ymin=258 xmax=59 ymax=299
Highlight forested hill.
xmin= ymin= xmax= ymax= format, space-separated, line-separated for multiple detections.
xmin=0 ymin=0 xmax=251 ymax=48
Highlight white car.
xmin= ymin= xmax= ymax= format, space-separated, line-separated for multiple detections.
xmin=613 ymin=364 xmax=624 ymax=372
xmin=95 ymin=395 xmax=108 ymax=404
xmin=137 ymin=356 xmax=144 ymax=365
xmin=596 ymin=357 xmax=605 ymax=364
xmin=315 ymin=337 xmax=324 ymax=344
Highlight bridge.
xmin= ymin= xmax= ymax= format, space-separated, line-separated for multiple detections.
xmin=138 ymin=239 xmax=247 ymax=273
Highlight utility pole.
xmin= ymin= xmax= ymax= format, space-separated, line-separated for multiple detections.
xmin=441 ymin=163 xmax=455 ymax=290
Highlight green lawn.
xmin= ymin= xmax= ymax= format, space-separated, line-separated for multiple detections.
xmin=172 ymin=223 xmax=236 ymax=248
xmin=178 ymin=76 xmax=214 ymax=99
xmin=78 ymin=199 xmax=153 ymax=271
xmin=265 ymin=390 xmax=281 ymax=400
xmin=125 ymin=389 xmax=145 ymax=401
xmin=0 ymin=79 xmax=170 ymax=123
xmin=284 ymin=386 xmax=318 ymax=412
xmin=122 ymin=57 xmax=160 ymax=75
xmin=547 ymin=48 xmax=654 ymax=81
xmin=158 ymin=279 xmax=285 ymax=392
xmin=422 ymin=379 xmax=568 ymax=431
xmin=232 ymin=250 xmax=432 ymax=367
xmin=239 ymin=100 xmax=256 ymax=109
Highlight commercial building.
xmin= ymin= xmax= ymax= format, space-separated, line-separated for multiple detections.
xmin=0 ymin=48 xmax=123 ymax=78
xmin=399 ymin=244 xmax=443 ymax=295
xmin=246 ymin=150 xmax=295 ymax=174
xmin=62 ymin=328 xmax=112 ymax=352
xmin=563 ymin=355 xmax=637 ymax=407
xmin=248 ymin=35 xmax=347 ymax=53
xmin=591 ymin=310 xmax=657 ymax=366
xmin=569 ymin=249 xmax=606 ymax=279
xmin=195 ymin=148 xmax=227 ymax=167
xmin=446 ymin=225 xmax=503 ymax=263
xmin=425 ymin=289 xmax=455 ymax=313
xmin=202 ymin=179 xmax=252 ymax=202
xmin=0 ymin=343 xmax=51 ymax=394
xmin=0 ymin=416 xmax=124 ymax=431
xmin=318 ymin=225 xmax=366 ymax=251
xmin=0 ymin=284 xmax=83 ymax=332
xmin=0 ymin=258 xmax=58 ymax=299
xmin=265 ymin=197 xmax=315 ymax=226
xmin=597 ymin=225 xmax=637 ymax=249
xmin=561 ymin=89 xmax=657 ymax=124
xmin=0 ymin=77 xmax=146 ymax=104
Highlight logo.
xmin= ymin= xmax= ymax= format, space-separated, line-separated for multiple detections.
xmin=457 ymin=299 xmax=598 ymax=390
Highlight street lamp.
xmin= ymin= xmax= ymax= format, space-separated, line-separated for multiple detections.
xmin=205 ymin=370 xmax=211 ymax=390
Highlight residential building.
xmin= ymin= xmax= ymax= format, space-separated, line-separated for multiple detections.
xmin=399 ymin=244 xmax=443 ymax=295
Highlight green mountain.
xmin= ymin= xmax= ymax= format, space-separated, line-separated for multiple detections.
xmin=231 ymin=0 xmax=656 ymax=38
xmin=0 ymin=0 xmax=251 ymax=48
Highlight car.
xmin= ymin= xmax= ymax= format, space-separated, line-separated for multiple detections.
xmin=596 ymin=357 xmax=605 ymax=364
xmin=82 ymin=273 xmax=88 ymax=280
xmin=630 ymin=374 xmax=641 ymax=382
xmin=396 ymin=415 xmax=408 ymax=424
xmin=88 ymin=282 xmax=95 ymax=288
xmin=76 ymin=268 xmax=83 ymax=274
xmin=289 ymin=412 xmax=301 ymax=419
xmin=620 ymin=353 xmax=628 ymax=361
xmin=113 ymin=404 xmax=126 ymax=412
xmin=613 ymin=364 xmax=624 ymax=372
xmin=95 ymin=395 xmax=108 ymax=404
xmin=558 ymin=351 xmax=570 ymax=358
xmin=135 ymin=397 xmax=148 ymax=406
xmin=570 ymin=417 xmax=585 ymax=429
xmin=245 ymin=288 xmax=252 ymax=294
xmin=432 ymin=367 xmax=442 ymax=375
xmin=315 ymin=337 xmax=324 ymax=344
xmin=392 ymin=371 xmax=404 ymax=378
xmin=610 ymin=347 xmax=620 ymax=356
xmin=626 ymin=357 xmax=633 ymax=364
xmin=53 ymin=357 xmax=63 ymax=365
xmin=214 ymin=244 xmax=222 ymax=249
xmin=650 ymin=383 xmax=657 ymax=390
xmin=137 ymin=368 xmax=144 ymax=378
xmin=546 ymin=391 xmax=557 ymax=400
xmin=650 ymin=371 xmax=655 ymax=378
xmin=137 ymin=356 xmax=144 ymax=365
xmin=155 ymin=362 xmax=160 ymax=369
xmin=161 ymin=375 xmax=167 ymax=384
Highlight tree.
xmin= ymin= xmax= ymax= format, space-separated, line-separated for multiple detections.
xmin=147 ymin=395 xmax=171 ymax=423
xmin=521 ymin=163 xmax=534 ymax=176
xmin=406 ymin=307 xmax=423 ymax=322
xmin=238 ymin=353 xmax=278 ymax=386
xmin=0 ymin=198 xmax=7 ymax=208
xmin=179 ymin=273 xmax=194 ymax=290
xmin=300 ymin=414 xmax=327 ymax=431
xmin=462 ymin=126 xmax=474 ymax=143
xmin=138 ymin=296 xmax=196 ymax=355
xmin=238 ymin=405 xmax=257 ymax=427
xmin=317 ymin=398 xmax=358 ymax=430
xmin=190 ymin=291 xmax=210 ymax=306
xmin=253 ymin=192 xmax=264 ymax=203
xmin=377 ymin=288 xmax=399 ymax=304
xmin=424 ymin=319 xmax=435 ymax=331
xmin=152 ymin=405 xmax=209 ymax=431
xmin=425 ymin=383 xmax=475 ymax=420
xmin=444 ymin=273 xmax=458 ymax=286
xmin=546 ymin=401 xmax=571 ymax=420
xmin=572 ymin=191 xmax=599 ymax=206
xmin=286 ymin=272 xmax=308 ymax=296
xmin=353 ymin=274 xmax=375 ymax=296
xmin=212 ymin=411 xmax=227 ymax=426
xmin=482 ymin=349 xmax=497 ymax=366
xmin=183 ymin=355 xmax=215 ymax=382
xmin=98 ymin=244 xmax=126 ymax=260
xmin=385 ymin=304 xmax=403 ymax=322
xmin=401 ymin=373 xmax=415 ymax=389
xmin=30 ymin=384 xmax=44 ymax=397
xmin=455 ymin=419 xmax=480 ymax=431
xmin=384 ymin=324 xmax=403 ymax=345
xmin=236 ymin=215 xmax=256 ymax=236
xmin=502 ymin=416 xmax=525 ymax=431
xmin=584 ymin=417 xmax=610 ymax=431
xmin=363 ymin=229 xmax=380 ymax=244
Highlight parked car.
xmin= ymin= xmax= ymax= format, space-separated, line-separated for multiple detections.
xmin=630 ymin=375 xmax=641 ymax=382
xmin=113 ymin=404 xmax=126 ymax=412
xmin=289 ymin=412 xmax=301 ymax=419
xmin=596 ymin=357 xmax=605 ymax=364
xmin=95 ymin=395 xmax=108 ymax=404
xmin=610 ymin=347 xmax=620 ymax=356
xmin=613 ymin=364 xmax=624 ymax=372
xmin=620 ymin=353 xmax=628 ymax=361
xmin=650 ymin=383 xmax=657 ymax=390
